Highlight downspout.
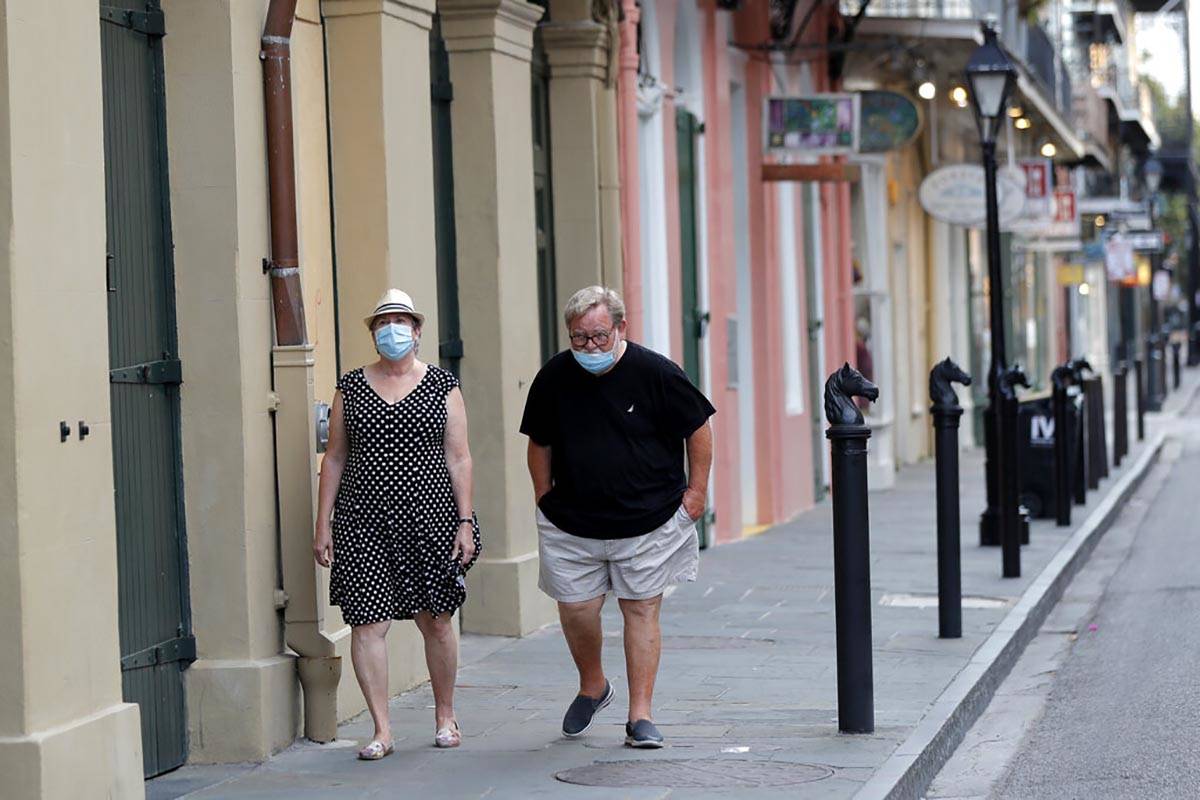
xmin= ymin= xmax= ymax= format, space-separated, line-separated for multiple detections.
xmin=261 ymin=0 xmax=342 ymax=743
xmin=263 ymin=0 xmax=307 ymax=345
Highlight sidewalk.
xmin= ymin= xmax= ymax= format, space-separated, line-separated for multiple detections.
xmin=151 ymin=369 xmax=1200 ymax=800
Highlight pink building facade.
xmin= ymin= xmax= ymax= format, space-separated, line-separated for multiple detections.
xmin=617 ymin=0 xmax=855 ymax=544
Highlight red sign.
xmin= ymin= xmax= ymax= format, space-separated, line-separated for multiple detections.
xmin=1021 ymin=159 xmax=1050 ymax=200
xmin=1052 ymin=189 xmax=1077 ymax=224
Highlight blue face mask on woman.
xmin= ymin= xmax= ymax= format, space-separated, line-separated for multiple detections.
xmin=375 ymin=322 xmax=415 ymax=361
xmin=572 ymin=343 xmax=617 ymax=374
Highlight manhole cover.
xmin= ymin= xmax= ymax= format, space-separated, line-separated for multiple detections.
xmin=555 ymin=758 xmax=833 ymax=788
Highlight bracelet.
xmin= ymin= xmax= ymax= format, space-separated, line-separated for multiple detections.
xmin=457 ymin=516 xmax=474 ymax=525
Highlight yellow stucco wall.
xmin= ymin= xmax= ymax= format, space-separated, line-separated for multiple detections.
xmin=0 ymin=2 xmax=145 ymax=797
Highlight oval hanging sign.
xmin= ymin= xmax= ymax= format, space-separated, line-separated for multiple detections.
xmin=858 ymin=91 xmax=922 ymax=153
xmin=918 ymin=163 xmax=1025 ymax=228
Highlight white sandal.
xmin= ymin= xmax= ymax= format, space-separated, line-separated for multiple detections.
xmin=435 ymin=720 xmax=461 ymax=748
xmin=357 ymin=740 xmax=394 ymax=761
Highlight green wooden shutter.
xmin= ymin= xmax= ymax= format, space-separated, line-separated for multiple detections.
xmin=100 ymin=0 xmax=192 ymax=778
xmin=430 ymin=15 xmax=463 ymax=377
xmin=532 ymin=33 xmax=558 ymax=363
xmin=675 ymin=109 xmax=713 ymax=548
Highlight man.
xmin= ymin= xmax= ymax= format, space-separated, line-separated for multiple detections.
xmin=520 ymin=286 xmax=715 ymax=749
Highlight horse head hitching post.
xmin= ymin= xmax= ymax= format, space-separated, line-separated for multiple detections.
xmin=824 ymin=363 xmax=878 ymax=734
xmin=929 ymin=358 xmax=971 ymax=639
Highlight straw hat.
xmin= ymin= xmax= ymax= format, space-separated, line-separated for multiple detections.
xmin=363 ymin=288 xmax=425 ymax=328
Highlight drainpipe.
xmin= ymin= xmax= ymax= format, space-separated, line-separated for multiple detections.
xmin=261 ymin=0 xmax=342 ymax=743
xmin=617 ymin=0 xmax=642 ymax=339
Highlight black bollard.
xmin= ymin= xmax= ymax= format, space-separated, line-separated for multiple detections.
xmin=930 ymin=358 xmax=971 ymax=639
xmin=1051 ymin=366 xmax=1073 ymax=526
xmin=998 ymin=365 xmax=1029 ymax=577
xmin=824 ymin=363 xmax=879 ymax=734
xmin=1113 ymin=364 xmax=1128 ymax=467
xmin=1173 ymin=341 xmax=1182 ymax=390
xmin=1159 ymin=329 xmax=1170 ymax=399
xmin=1084 ymin=377 xmax=1107 ymax=487
xmin=979 ymin=403 xmax=1000 ymax=547
xmin=1147 ymin=335 xmax=1164 ymax=412
xmin=1134 ymin=357 xmax=1145 ymax=441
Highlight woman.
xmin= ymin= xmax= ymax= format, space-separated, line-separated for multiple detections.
xmin=313 ymin=288 xmax=480 ymax=759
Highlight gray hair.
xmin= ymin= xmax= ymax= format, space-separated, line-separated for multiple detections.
xmin=563 ymin=286 xmax=626 ymax=328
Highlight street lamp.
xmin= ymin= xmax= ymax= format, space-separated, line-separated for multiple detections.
xmin=966 ymin=20 xmax=1021 ymax=578
xmin=1144 ymin=158 xmax=1165 ymax=411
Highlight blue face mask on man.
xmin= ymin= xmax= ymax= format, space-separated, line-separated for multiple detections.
xmin=571 ymin=332 xmax=619 ymax=374
xmin=375 ymin=322 xmax=415 ymax=361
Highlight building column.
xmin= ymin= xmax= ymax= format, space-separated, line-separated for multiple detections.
xmin=542 ymin=0 xmax=622 ymax=304
xmin=0 ymin=3 xmax=143 ymax=797
xmin=440 ymin=0 xmax=557 ymax=635
xmin=324 ymin=0 xmax=442 ymax=370
xmin=161 ymin=0 xmax=299 ymax=762
xmin=321 ymin=0 xmax=442 ymax=708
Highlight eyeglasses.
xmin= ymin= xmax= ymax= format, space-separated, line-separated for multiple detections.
xmin=569 ymin=328 xmax=615 ymax=348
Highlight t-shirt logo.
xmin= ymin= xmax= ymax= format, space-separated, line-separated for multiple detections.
xmin=627 ymin=404 xmax=635 ymax=413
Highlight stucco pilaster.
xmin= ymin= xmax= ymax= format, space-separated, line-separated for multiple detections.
xmin=323 ymin=0 xmax=441 ymax=371
xmin=0 ymin=1 xmax=143 ymax=796
xmin=439 ymin=0 xmax=556 ymax=635
xmin=540 ymin=10 xmax=624 ymax=309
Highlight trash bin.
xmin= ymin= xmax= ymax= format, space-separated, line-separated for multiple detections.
xmin=1017 ymin=390 xmax=1084 ymax=519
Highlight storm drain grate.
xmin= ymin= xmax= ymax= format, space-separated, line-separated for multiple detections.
xmin=555 ymin=758 xmax=833 ymax=788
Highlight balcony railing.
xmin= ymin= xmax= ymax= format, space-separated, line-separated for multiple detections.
xmin=841 ymin=3 xmax=1075 ymax=119
xmin=839 ymin=0 xmax=978 ymax=16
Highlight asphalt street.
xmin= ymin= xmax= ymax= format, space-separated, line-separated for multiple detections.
xmin=989 ymin=394 xmax=1200 ymax=799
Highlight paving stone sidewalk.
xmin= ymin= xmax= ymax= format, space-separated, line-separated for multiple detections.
xmin=151 ymin=371 xmax=1199 ymax=800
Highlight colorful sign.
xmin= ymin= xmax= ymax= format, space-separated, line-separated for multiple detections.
xmin=858 ymin=91 xmax=922 ymax=153
xmin=1020 ymin=159 xmax=1050 ymax=200
xmin=1053 ymin=189 xmax=1076 ymax=224
xmin=764 ymin=94 xmax=859 ymax=155
xmin=1057 ymin=263 xmax=1086 ymax=285
xmin=918 ymin=163 xmax=1025 ymax=228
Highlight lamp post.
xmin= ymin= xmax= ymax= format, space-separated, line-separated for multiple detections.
xmin=966 ymin=21 xmax=1021 ymax=578
xmin=1144 ymin=158 xmax=1164 ymax=412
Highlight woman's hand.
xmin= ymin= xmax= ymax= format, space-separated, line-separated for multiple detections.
xmin=451 ymin=520 xmax=477 ymax=565
xmin=314 ymin=523 xmax=333 ymax=568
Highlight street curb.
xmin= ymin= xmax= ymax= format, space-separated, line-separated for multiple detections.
xmin=853 ymin=429 xmax=1168 ymax=800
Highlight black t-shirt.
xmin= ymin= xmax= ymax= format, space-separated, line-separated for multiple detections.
xmin=520 ymin=342 xmax=716 ymax=539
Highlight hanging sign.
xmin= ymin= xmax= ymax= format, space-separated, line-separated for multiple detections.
xmin=1152 ymin=269 xmax=1171 ymax=301
xmin=1126 ymin=230 xmax=1164 ymax=252
xmin=764 ymin=94 xmax=859 ymax=155
xmin=1021 ymin=159 xmax=1050 ymax=200
xmin=1105 ymin=234 xmax=1135 ymax=282
xmin=858 ymin=91 xmax=922 ymax=153
xmin=917 ymin=163 xmax=1025 ymax=228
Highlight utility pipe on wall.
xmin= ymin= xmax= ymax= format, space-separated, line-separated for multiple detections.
xmin=263 ymin=0 xmax=308 ymax=346
xmin=261 ymin=0 xmax=341 ymax=742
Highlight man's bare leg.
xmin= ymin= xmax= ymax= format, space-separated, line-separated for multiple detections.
xmin=619 ymin=595 xmax=662 ymax=721
xmin=558 ymin=595 xmax=608 ymax=698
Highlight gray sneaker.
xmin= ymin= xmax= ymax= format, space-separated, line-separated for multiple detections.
xmin=624 ymin=719 xmax=664 ymax=748
xmin=562 ymin=681 xmax=614 ymax=738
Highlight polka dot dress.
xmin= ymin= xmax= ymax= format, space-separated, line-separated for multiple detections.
xmin=330 ymin=365 xmax=481 ymax=627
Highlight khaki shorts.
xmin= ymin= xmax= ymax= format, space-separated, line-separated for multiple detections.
xmin=536 ymin=505 xmax=700 ymax=603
